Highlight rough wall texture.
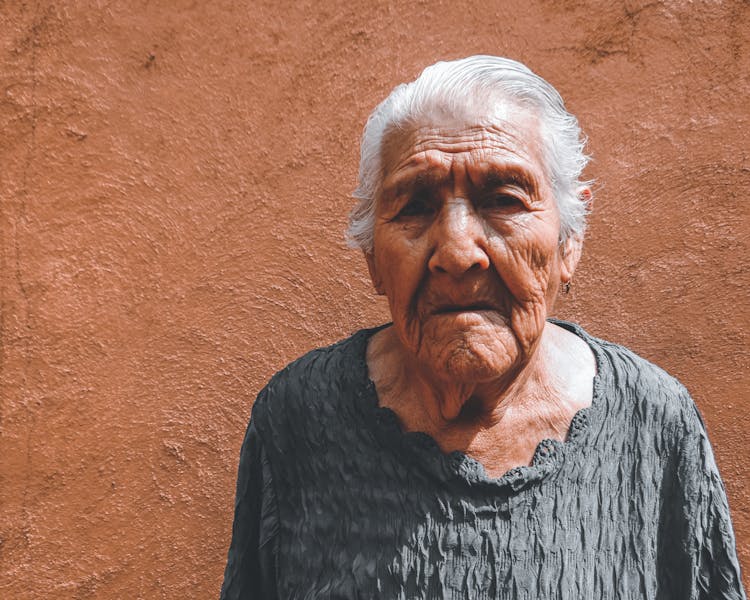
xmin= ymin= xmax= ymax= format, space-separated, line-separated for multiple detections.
xmin=0 ymin=1 xmax=747 ymax=598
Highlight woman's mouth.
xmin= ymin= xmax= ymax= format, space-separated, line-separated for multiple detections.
xmin=432 ymin=302 xmax=498 ymax=314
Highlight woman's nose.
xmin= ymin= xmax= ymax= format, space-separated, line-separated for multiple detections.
xmin=428 ymin=199 xmax=490 ymax=277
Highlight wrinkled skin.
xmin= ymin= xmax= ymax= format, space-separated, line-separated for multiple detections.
xmin=365 ymin=101 xmax=595 ymax=475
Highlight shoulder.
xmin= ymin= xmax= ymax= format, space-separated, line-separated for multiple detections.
xmin=557 ymin=319 xmax=690 ymax=398
xmin=556 ymin=320 xmax=700 ymax=440
xmin=249 ymin=326 xmax=378 ymax=442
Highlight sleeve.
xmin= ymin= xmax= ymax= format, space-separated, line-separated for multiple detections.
xmin=659 ymin=401 xmax=746 ymax=600
xmin=219 ymin=418 xmax=279 ymax=600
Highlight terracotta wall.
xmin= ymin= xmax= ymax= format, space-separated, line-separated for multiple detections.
xmin=1 ymin=1 xmax=748 ymax=597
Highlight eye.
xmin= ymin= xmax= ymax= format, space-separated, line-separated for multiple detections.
xmin=396 ymin=189 xmax=436 ymax=218
xmin=479 ymin=192 xmax=524 ymax=212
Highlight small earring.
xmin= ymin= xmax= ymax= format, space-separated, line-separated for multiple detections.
xmin=561 ymin=280 xmax=571 ymax=294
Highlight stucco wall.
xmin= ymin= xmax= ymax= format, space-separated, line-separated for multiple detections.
xmin=1 ymin=1 xmax=747 ymax=597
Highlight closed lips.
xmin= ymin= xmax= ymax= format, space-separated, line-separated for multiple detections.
xmin=432 ymin=302 xmax=498 ymax=313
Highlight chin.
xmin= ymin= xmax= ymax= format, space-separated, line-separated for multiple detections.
xmin=415 ymin=322 xmax=521 ymax=383
xmin=442 ymin=349 xmax=511 ymax=382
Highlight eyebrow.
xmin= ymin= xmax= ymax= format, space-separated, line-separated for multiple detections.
xmin=383 ymin=161 xmax=541 ymax=198
xmin=478 ymin=164 xmax=539 ymax=195
xmin=385 ymin=169 xmax=446 ymax=198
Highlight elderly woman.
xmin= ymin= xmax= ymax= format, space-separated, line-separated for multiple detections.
xmin=220 ymin=56 xmax=745 ymax=599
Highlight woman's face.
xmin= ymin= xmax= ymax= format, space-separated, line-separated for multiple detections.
xmin=366 ymin=101 xmax=582 ymax=384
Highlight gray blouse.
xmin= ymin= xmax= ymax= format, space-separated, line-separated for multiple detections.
xmin=220 ymin=321 xmax=746 ymax=599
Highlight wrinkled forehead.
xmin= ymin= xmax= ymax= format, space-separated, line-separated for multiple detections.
xmin=379 ymin=98 xmax=547 ymax=188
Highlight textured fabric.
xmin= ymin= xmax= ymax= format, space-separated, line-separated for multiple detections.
xmin=220 ymin=321 xmax=746 ymax=599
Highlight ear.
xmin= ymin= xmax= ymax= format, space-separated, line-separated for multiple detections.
xmin=559 ymin=186 xmax=591 ymax=283
xmin=577 ymin=185 xmax=593 ymax=210
xmin=364 ymin=251 xmax=385 ymax=295
xmin=559 ymin=234 xmax=583 ymax=283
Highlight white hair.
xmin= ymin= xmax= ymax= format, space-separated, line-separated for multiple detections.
xmin=347 ymin=55 xmax=592 ymax=252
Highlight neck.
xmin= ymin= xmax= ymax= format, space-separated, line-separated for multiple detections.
xmin=367 ymin=324 xmax=554 ymax=428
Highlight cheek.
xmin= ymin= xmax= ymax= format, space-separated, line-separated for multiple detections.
xmin=489 ymin=231 xmax=557 ymax=301
xmin=374 ymin=234 xmax=427 ymax=315
xmin=499 ymin=229 xmax=561 ymax=349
